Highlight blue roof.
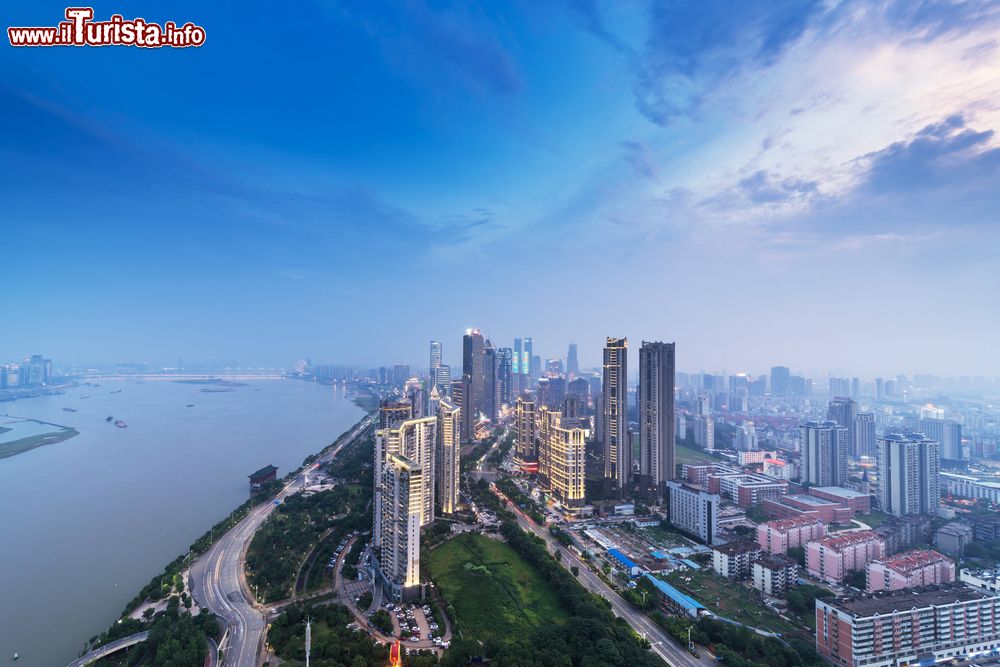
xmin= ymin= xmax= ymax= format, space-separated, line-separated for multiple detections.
xmin=642 ymin=574 xmax=705 ymax=612
xmin=681 ymin=559 xmax=702 ymax=570
xmin=608 ymin=548 xmax=638 ymax=569
xmin=651 ymin=550 xmax=669 ymax=560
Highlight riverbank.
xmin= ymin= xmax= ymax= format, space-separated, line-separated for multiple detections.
xmin=0 ymin=416 xmax=78 ymax=460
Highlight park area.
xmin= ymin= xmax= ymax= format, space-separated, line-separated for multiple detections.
xmin=426 ymin=533 xmax=569 ymax=645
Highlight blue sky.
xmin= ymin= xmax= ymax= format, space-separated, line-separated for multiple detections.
xmin=3 ymin=0 xmax=999 ymax=376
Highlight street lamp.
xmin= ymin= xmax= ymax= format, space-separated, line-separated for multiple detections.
xmin=688 ymin=626 xmax=693 ymax=651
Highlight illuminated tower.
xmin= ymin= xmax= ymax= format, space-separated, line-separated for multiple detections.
xmin=436 ymin=397 xmax=461 ymax=514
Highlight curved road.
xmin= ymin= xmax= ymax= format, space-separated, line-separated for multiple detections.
xmin=190 ymin=416 xmax=373 ymax=667
xmin=492 ymin=485 xmax=710 ymax=667
xmin=67 ymin=631 xmax=149 ymax=667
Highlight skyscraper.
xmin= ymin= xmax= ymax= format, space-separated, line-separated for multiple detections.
xmin=377 ymin=453 xmax=424 ymax=600
xmin=514 ymin=395 xmax=538 ymax=468
xmin=878 ymin=433 xmax=940 ymax=516
xmin=771 ymin=366 xmax=790 ymax=397
xmin=429 ymin=340 xmax=442 ymax=373
xmin=461 ymin=329 xmax=485 ymax=441
xmin=800 ymin=421 xmax=848 ymax=487
xmin=827 ymin=397 xmax=858 ymax=456
xmin=855 ymin=412 xmax=876 ymax=459
xmin=497 ymin=347 xmax=513 ymax=407
xmin=374 ymin=415 xmax=437 ymax=535
xmin=907 ymin=417 xmax=963 ymax=461
xmin=434 ymin=365 xmax=451 ymax=396
xmin=602 ymin=337 xmax=629 ymax=496
xmin=379 ymin=400 xmax=413 ymax=430
xmin=523 ymin=337 xmax=533 ymax=379
xmin=513 ymin=338 xmax=522 ymax=375
xmin=436 ymin=398 xmax=460 ymax=515
xmin=566 ymin=343 xmax=579 ymax=376
xmin=638 ymin=341 xmax=676 ymax=497
xmin=483 ymin=339 xmax=498 ymax=421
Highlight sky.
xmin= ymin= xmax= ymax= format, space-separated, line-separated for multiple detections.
xmin=2 ymin=0 xmax=1000 ymax=377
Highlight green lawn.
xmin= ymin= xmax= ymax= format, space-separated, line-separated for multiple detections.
xmin=675 ymin=442 xmax=715 ymax=465
xmin=427 ymin=533 xmax=569 ymax=644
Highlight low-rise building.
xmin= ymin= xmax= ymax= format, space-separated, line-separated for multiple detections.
xmin=752 ymin=554 xmax=797 ymax=597
xmin=960 ymin=566 xmax=1000 ymax=593
xmin=816 ymin=584 xmax=1000 ymax=667
xmin=866 ymin=549 xmax=954 ymax=592
xmin=934 ymin=521 xmax=974 ymax=557
xmin=712 ymin=540 xmax=762 ymax=579
xmin=808 ymin=486 xmax=871 ymax=514
xmin=757 ymin=515 xmax=827 ymax=555
xmin=608 ymin=548 xmax=641 ymax=577
xmin=806 ymin=531 xmax=884 ymax=584
xmin=766 ymin=494 xmax=853 ymax=523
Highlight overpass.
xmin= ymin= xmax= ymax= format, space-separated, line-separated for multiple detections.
xmin=67 ymin=631 xmax=149 ymax=667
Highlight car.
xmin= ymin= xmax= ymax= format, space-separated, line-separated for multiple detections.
xmin=410 ymin=636 xmax=419 ymax=642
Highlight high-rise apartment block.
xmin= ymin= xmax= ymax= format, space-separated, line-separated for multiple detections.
xmin=827 ymin=397 xmax=858 ymax=456
xmin=638 ymin=341 xmax=676 ymax=497
xmin=877 ymin=433 xmax=940 ymax=516
xmin=376 ymin=453 xmax=424 ymax=600
xmin=666 ymin=481 xmax=720 ymax=545
xmin=800 ymin=420 xmax=848 ymax=486
xmin=536 ymin=406 xmax=587 ymax=508
xmin=435 ymin=398 xmax=460 ymax=515
xmin=602 ymin=337 xmax=629 ymax=495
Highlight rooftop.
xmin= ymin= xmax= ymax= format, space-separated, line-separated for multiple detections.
xmin=811 ymin=486 xmax=867 ymax=499
xmin=767 ymin=515 xmax=825 ymax=531
xmin=786 ymin=494 xmax=839 ymax=507
xmin=816 ymin=530 xmax=881 ymax=551
xmin=825 ymin=584 xmax=992 ymax=618
xmin=879 ymin=549 xmax=952 ymax=575
xmin=714 ymin=539 xmax=761 ymax=556
xmin=642 ymin=573 xmax=705 ymax=612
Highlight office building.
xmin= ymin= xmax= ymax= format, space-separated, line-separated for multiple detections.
xmin=434 ymin=365 xmax=451 ymax=397
xmin=483 ymin=339 xmax=498 ymax=422
xmin=827 ymin=397 xmax=858 ymax=456
xmin=816 ymin=584 xmax=1000 ymax=667
xmin=392 ymin=364 xmax=411 ymax=386
xmin=461 ymin=329 xmax=485 ymax=442
xmin=800 ymin=421 xmax=848 ymax=487
xmin=866 ymin=549 xmax=954 ymax=592
xmin=693 ymin=415 xmax=714 ymax=450
xmin=537 ymin=407 xmax=586 ymax=508
xmin=734 ymin=420 xmax=757 ymax=451
xmin=666 ymin=481 xmax=720 ymax=545
xmin=429 ymin=340 xmax=442 ymax=373
xmin=855 ymin=412 xmax=876 ymax=458
xmin=806 ymin=531 xmax=884 ymax=584
xmin=377 ymin=453 xmax=424 ymax=600
xmin=878 ymin=433 xmax=940 ymax=516
xmin=497 ymin=347 xmax=513 ymax=407
xmin=602 ymin=337 xmax=629 ymax=495
xmin=436 ymin=398 xmax=460 ymax=515
xmin=638 ymin=341 xmax=676 ymax=496
xmin=770 ymin=366 xmax=790 ymax=396
xmin=566 ymin=343 xmax=579 ymax=376
xmin=524 ymin=337 xmax=534 ymax=378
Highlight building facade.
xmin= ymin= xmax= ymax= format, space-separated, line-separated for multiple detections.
xmin=666 ymin=481 xmax=720 ymax=545
xmin=602 ymin=337 xmax=629 ymax=496
xmin=801 ymin=421 xmax=848 ymax=487
xmin=806 ymin=531 xmax=884 ymax=584
xmin=877 ymin=433 xmax=940 ymax=517
xmin=436 ymin=398 xmax=461 ymax=515
xmin=866 ymin=549 xmax=954 ymax=592
xmin=536 ymin=407 xmax=587 ymax=508
xmin=757 ymin=516 xmax=827 ymax=555
xmin=638 ymin=341 xmax=676 ymax=497
xmin=377 ymin=453 xmax=424 ymax=600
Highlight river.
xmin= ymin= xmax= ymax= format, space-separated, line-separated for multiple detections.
xmin=0 ymin=378 xmax=364 ymax=666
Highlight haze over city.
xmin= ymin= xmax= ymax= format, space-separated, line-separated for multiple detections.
xmin=5 ymin=0 xmax=1000 ymax=375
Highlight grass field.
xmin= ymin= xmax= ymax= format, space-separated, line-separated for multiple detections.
xmin=664 ymin=569 xmax=802 ymax=637
xmin=675 ymin=442 xmax=715 ymax=465
xmin=427 ymin=533 xmax=569 ymax=643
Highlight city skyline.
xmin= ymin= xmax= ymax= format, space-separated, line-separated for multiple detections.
xmin=4 ymin=2 xmax=1000 ymax=375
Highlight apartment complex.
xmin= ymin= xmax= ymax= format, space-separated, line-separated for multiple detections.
xmin=376 ymin=454 xmax=425 ymax=600
xmin=757 ymin=516 xmax=827 ymax=555
xmin=712 ymin=540 xmax=762 ymax=579
xmin=866 ymin=549 xmax=954 ymax=593
xmin=752 ymin=554 xmax=797 ymax=596
xmin=666 ymin=481 xmax=720 ymax=545
xmin=536 ymin=406 xmax=587 ymax=508
xmin=807 ymin=531 xmax=885 ymax=584
xmin=816 ymin=584 xmax=1000 ymax=667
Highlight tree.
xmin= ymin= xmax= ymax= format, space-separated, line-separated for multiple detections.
xmin=571 ymin=566 xmax=580 ymax=577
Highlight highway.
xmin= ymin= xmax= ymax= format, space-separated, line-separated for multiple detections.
xmin=190 ymin=415 xmax=373 ymax=667
xmin=492 ymin=485 xmax=708 ymax=667
xmin=67 ymin=631 xmax=149 ymax=667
